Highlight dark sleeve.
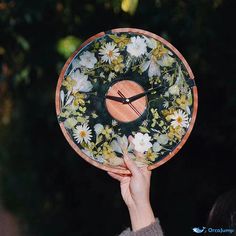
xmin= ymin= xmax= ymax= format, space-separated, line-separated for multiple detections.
xmin=118 ymin=218 xmax=164 ymax=236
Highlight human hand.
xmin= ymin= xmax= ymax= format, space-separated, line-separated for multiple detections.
xmin=108 ymin=154 xmax=155 ymax=231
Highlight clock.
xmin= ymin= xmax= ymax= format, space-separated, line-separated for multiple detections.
xmin=55 ymin=28 xmax=198 ymax=174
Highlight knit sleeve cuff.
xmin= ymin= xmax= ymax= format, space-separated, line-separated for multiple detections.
xmin=118 ymin=218 xmax=164 ymax=236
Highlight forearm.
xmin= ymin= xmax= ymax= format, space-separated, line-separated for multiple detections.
xmin=128 ymin=202 xmax=155 ymax=231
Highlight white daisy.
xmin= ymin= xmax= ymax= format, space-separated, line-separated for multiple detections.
xmin=170 ymin=110 xmax=189 ymax=128
xmin=132 ymin=132 xmax=152 ymax=153
xmin=78 ymin=51 xmax=97 ymax=69
xmin=73 ymin=124 xmax=92 ymax=144
xmin=99 ymin=42 xmax=120 ymax=64
xmin=70 ymin=70 xmax=93 ymax=92
xmin=127 ymin=36 xmax=147 ymax=57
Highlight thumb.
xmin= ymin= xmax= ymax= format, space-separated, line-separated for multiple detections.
xmin=123 ymin=154 xmax=139 ymax=176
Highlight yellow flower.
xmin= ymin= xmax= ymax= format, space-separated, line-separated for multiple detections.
xmin=168 ymin=126 xmax=184 ymax=141
xmin=73 ymin=92 xmax=85 ymax=106
xmin=112 ymin=55 xmax=125 ymax=72
xmin=152 ymin=42 xmax=168 ymax=60
xmin=102 ymin=143 xmax=116 ymax=160
xmin=109 ymin=34 xmax=131 ymax=48
xmin=176 ymin=95 xmax=189 ymax=110
xmin=101 ymin=125 xmax=113 ymax=139
xmin=145 ymin=148 xmax=157 ymax=162
xmin=162 ymin=107 xmax=175 ymax=121
xmin=62 ymin=76 xmax=76 ymax=91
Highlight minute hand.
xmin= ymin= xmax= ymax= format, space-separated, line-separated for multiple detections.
xmin=105 ymin=95 xmax=126 ymax=103
xmin=126 ymin=86 xmax=163 ymax=103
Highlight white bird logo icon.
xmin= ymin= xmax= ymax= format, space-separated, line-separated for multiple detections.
xmin=192 ymin=227 xmax=206 ymax=233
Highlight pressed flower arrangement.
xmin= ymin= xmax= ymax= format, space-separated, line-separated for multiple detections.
xmin=55 ymin=28 xmax=198 ymax=174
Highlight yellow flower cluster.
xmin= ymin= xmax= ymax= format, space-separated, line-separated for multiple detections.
xmin=176 ymin=94 xmax=192 ymax=110
xmin=109 ymin=34 xmax=131 ymax=49
xmin=102 ymin=142 xmax=116 ymax=160
xmin=151 ymin=108 xmax=159 ymax=127
xmin=167 ymin=126 xmax=185 ymax=141
xmin=145 ymin=148 xmax=158 ymax=161
xmin=112 ymin=55 xmax=125 ymax=72
xmin=152 ymin=42 xmax=168 ymax=60
xmin=62 ymin=76 xmax=76 ymax=91
xmin=73 ymin=92 xmax=85 ymax=106
xmin=101 ymin=125 xmax=113 ymax=139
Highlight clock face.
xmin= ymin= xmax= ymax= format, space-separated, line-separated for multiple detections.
xmin=105 ymin=80 xmax=148 ymax=122
xmin=56 ymin=28 xmax=198 ymax=174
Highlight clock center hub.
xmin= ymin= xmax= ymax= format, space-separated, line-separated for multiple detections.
xmin=105 ymin=80 xmax=147 ymax=122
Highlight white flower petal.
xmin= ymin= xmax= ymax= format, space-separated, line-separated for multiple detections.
xmin=71 ymin=71 xmax=93 ymax=93
xmin=65 ymin=95 xmax=74 ymax=106
xmin=111 ymin=140 xmax=123 ymax=154
xmin=64 ymin=117 xmax=77 ymax=129
xmin=140 ymin=60 xmax=151 ymax=72
xmin=156 ymin=134 xmax=169 ymax=145
xmin=127 ymin=36 xmax=147 ymax=57
xmin=148 ymin=59 xmax=161 ymax=77
xmin=145 ymin=37 xmax=157 ymax=49
xmin=133 ymin=132 xmax=152 ymax=153
xmin=168 ymin=85 xmax=180 ymax=96
xmin=78 ymin=51 xmax=97 ymax=69
xmin=94 ymin=123 xmax=104 ymax=135
xmin=153 ymin=142 xmax=162 ymax=152
xmin=60 ymin=90 xmax=65 ymax=105
xmin=117 ymin=135 xmax=128 ymax=151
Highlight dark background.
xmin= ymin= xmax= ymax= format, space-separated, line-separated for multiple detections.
xmin=0 ymin=0 xmax=236 ymax=235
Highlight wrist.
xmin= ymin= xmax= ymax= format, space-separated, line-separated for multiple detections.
xmin=128 ymin=202 xmax=155 ymax=231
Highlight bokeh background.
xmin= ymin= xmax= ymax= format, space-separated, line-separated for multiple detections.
xmin=0 ymin=0 xmax=236 ymax=235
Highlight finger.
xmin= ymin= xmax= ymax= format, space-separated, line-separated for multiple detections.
xmin=107 ymin=171 xmax=123 ymax=182
xmin=128 ymin=135 xmax=134 ymax=143
xmin=133 ymin=150 xmax=145 ymax=158
xmin=128 ymin=136 xmax=144 ymax=158
xmin=123 ymin=154 xmax=140 ymax=176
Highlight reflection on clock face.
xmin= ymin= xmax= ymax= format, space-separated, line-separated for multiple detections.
xmin=57 ymin=29 xmax=197 ymax=170
xmin=105 ymin=80 xmax=147 ymax=123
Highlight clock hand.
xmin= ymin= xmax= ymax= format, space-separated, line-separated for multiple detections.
xmin=105 ymin=95 xmax=126 ymax=103
xmin=117 ymin=90 xmax=141 ymax=116
xmin=125 ymin=85 xmax=164 ymax=103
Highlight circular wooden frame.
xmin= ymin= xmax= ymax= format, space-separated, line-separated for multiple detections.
xmin=55 ymin=28 xmax=198 ymax=174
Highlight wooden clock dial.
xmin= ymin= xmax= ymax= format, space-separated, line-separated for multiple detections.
xmin=105 ymin=80 xmax=147 ymax=122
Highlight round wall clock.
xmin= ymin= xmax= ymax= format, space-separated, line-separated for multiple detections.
xmin=55 ymin=28 xmax=198 ymax=174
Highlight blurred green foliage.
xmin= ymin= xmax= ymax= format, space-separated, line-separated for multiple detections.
xmin=57 ymin=36 xmax=82 ymax=58
xmin=0 ymin=0 xmax=236 ymax=235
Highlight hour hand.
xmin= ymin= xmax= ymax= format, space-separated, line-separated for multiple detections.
xmin=127 ymin=85 xmax=163 ymax=103
xmin=105 ymin=95 xmax=126 ymax=103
